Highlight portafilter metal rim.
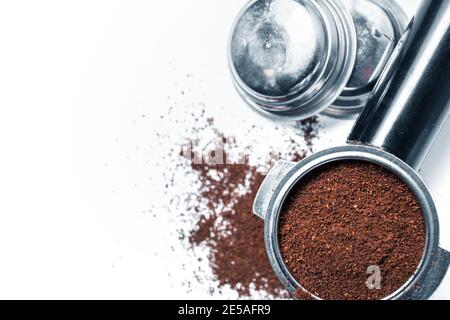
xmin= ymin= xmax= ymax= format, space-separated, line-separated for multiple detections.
xmin=256 ymin=145 xmax=449 ymax=300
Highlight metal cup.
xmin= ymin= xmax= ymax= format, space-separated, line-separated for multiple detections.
xmin=229 ymin=0 xmax=407 ymax=120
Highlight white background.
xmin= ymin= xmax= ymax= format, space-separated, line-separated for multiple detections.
xmin=1 ymin=0 xmax=450 ymax=299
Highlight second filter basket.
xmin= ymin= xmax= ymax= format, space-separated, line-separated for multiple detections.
xmin=229 ymin=0 xmax=407 ymax=120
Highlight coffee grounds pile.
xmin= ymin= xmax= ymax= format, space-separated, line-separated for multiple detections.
xmin=186 ymin=118 xmax=319 ymax=298
xmin=189 ymin=163 xmax=285 ymax=297
xmin=279 ymin=161 xmax=425 ymax=300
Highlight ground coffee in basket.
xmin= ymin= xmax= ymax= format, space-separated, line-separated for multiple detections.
xmin=279 ymin=160 xmax=426 ymax=300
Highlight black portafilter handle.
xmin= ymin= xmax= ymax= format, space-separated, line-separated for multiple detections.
xmin=348 ymin=0 xmax=450 ymax=170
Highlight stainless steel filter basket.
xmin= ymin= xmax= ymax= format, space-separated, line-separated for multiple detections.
xmin=253 ymin=0 xmax=450 ymax=299
xmin=229 ymin=0 xmax=407 ymax=120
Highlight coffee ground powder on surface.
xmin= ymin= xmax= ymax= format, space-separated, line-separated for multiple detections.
xmin=279 ymin=160 xmax=426 ymax=300
xmin=184 ymin=118 xmax=319 ymax=298
xmin=189 ymin=163 xmax=288 ymax=297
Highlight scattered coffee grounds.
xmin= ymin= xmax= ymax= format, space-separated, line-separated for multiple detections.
xmin=295 ymin=117 xmax=318 ymax=153
xmin=189 ymin=163 xmax=287 ymax=297
xmin=279 ymin=160 xmax=425 ymax=300
xmin=184 ymin=118 xmax=319 ymax=298
xmin=161 ymin=77 xmax=321 ymax=298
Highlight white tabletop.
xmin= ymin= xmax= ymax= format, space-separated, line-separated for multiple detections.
xmin=1 ymin=0 xmax=449 ymax=299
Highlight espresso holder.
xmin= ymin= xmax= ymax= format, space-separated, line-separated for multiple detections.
xmin=253 ymin=0 xmax=450 ymax=299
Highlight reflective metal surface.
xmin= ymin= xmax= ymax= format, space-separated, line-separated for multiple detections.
xmin=230 ymin=0 xmax=407 ymax=120
xmin=328 ymin=0 xmax=407 ymax=116
xmin=230 ymin=0 xmax=326 ymax=97
xmin=349 ymin=0 xmax=450 ymax=169
xmin=229 ymin=0 xmax=357 ymax=120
